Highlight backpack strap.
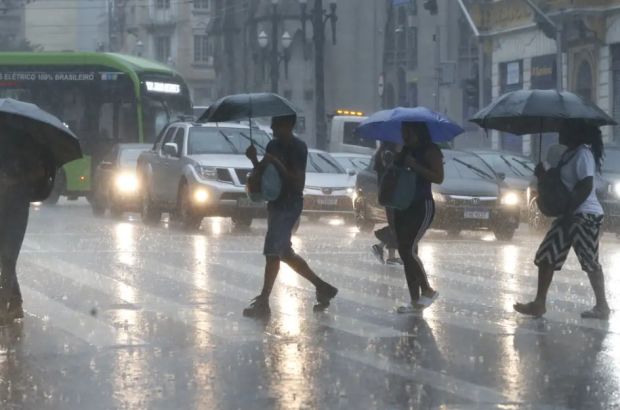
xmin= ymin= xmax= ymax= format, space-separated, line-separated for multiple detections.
xmin=556 ymin=146 xmax=584 ymax=169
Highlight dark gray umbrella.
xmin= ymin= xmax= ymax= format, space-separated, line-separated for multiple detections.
xmin=198 ymin=93 xmax=297 ymax=123
xmin=469 ymin=90 xmax=617 ymax=135
xmin=0 ymin=98 xmax=82 ymax=167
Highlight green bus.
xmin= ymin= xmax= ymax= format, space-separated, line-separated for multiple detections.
xmin=0 ymin=52 xmax=192 ymax=203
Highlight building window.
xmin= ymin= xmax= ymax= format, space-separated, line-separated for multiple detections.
xmin=194 ymin=0 xmax=210 ymax=10
xmin=156 ymin=0 xmax=170 ymax=9
xmin=154 ymin=36 xmax=171 ymax=62
xmin=193 ymin=35 xmax=212 ymax=63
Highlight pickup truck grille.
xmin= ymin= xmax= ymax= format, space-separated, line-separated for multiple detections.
xmin=217 ymin=168 xmax=232 ymax=183
xmin=234 ymin=168 xmax=253 ymax=185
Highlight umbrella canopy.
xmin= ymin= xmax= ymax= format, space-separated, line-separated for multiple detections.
xmin=198 ymin=93 xmax=297 ymax=123
xmin=356 ymin=107 xmax=465 ymax=144
xmin=0 ymin=98 xmax=82 ymax=168
xmin=469 ymin=90 xmax=617 ymax=135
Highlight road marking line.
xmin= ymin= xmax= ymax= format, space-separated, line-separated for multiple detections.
xmin=335 ymin=349 xmax=509 ymax=404
xmin=24 ymin=258 xmax=267 ymax=343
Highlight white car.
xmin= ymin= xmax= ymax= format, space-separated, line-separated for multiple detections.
xmin=303 ymin=149 xmax=357 ymax=222
xmin=330 ymin=152 xmax=372 ymax=173
xmin=137 ymin=120 xmax=272 ymax=229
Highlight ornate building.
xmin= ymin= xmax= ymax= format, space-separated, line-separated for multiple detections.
xmin=471 ymin=0 xmax=620 ymax=157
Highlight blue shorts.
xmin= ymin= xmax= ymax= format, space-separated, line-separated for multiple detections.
xmin=263 ymin=198 xmax=303 ymax=258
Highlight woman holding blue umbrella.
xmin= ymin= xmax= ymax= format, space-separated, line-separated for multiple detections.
xmin=357 ymin=107 xmax=464 ymax=312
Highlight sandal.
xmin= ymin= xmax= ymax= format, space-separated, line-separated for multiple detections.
xmin=581 ymin=307 xmax=610 ymax=320
xmin=513 ymin=301 xmax=546 ymax=317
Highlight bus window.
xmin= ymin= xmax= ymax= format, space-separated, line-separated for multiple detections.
xmin=343 ymin=121 xmax=376 ymax=149
xmin=119 ymin=103 xmax=138 ymax=142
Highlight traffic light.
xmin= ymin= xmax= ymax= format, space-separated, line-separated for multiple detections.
xmin=423 ymin=0 xmax=438 ymax=15
xmin=465 ymin=77 xmax=479 ymax=109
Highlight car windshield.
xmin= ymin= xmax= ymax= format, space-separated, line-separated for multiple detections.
xmin=478 ymin=153 xmax=535 ymax=177
xmin=119 ymin=148 xmax=146 ymax=167
xmin=188 ymin=127 xmax=271 ymax=155
xmin=444 ymin=154 xmax=496 ymax=180
xmin=602 ymin=148 xmax=620 ymax=174
xmin=334 ymin=156 xmax=370 ymax=171
xmin=307 ymin=152 xmax=346 ymax=174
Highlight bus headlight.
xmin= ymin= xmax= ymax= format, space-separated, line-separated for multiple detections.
xmin=501 ymin=192 xmax=519 ymax=205
xmin=116 ymin=174 xmax=138 ymax=191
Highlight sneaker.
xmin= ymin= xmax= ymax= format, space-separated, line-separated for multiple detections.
xmin=314 ymin=283 xmax=338 ymax=311
xmin=396 ymin=303 xmax=422 ymax=314
xmin=386 ymin=258 xmax=404 ymax=266
xmin=242 ymin=296 xmax=271 ymax=318
xmin=371 ymin=244 xmax=385 ymax=265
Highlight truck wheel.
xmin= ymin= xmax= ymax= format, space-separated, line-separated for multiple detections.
xmin=110 ymin=204 xmax=124 ymax=219
xmin=231 ymin=215 xmax=253 ymax=228
xmin=91 ymin=201 xmax=105 ymax=216
xmin=494 ymin=226 xmax=516 ymax=241
xmin=174 ymin=183 xmax=202 ymax=231
xmin=141 ymin=189 xmax=162 ymax=226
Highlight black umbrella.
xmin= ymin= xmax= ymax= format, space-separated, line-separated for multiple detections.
xmin=469 ymin=89 xmax=617 ymax=135
xmin=0 ymin=98 xmax=82 ymax=167
xmin=198 ymin=93 xmax=297 ymax=123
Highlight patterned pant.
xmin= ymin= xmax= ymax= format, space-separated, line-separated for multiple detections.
xmin=535 ymin=213 xmax=604 ymax=272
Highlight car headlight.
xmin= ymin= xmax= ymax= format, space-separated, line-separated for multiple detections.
xmin=613 ymin=183 xmax=620 ymax=197
xmin=501 ymin=192 xmax=519 ymax=205
xmin=346 ymin=187 xmax=354 ymax=194
xmin=195 ymin=165 xmax=217 ymax=181
xmin=433 ymin=192 xmax=446 ymax=202
xmin=116 ymin=174 xmax=138 ymax=191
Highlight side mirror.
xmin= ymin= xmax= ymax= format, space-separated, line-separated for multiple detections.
xmin=163 ymin=142 xmax=178 ymax=157
xmin=346 ymin=168 xmax=357 ymax=176
xmin=99 ymin=161 xmax=114 ymax=170
xmin=497 ymin=172 xmax=506 ymax=180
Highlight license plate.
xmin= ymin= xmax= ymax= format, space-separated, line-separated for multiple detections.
xmin=317 ymin=197 xmax=338 ymax=206
xmin=237 ymin=198 xmax=266 ymax=208
xmin=464 ymin=210 xmax=489 ymax=219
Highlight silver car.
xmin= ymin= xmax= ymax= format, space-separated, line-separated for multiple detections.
xmin=137 ymin=121 xmax=272 ymax=229
xmin=303 ymin=149 xmax=357 ymax=222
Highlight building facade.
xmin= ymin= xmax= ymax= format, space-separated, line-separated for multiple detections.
xmin=472 ymin=0 xmax=620 ymax=159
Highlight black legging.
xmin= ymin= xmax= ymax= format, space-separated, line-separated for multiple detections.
xmin=394 ymin=199 xmax=435 ymax=301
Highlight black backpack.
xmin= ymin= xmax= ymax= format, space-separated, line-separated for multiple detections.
xmin=536 ymin=150 xmax=579 ymax=217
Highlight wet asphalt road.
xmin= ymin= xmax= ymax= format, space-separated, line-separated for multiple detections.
xmin=1 ymin=201 xmax=619 ymax=410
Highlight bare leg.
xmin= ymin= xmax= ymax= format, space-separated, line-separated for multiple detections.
xmin=514 ymin=263 xmax=554 ymax=316
xmin=259 ymin=256 xmax=281 ymax=298
xmin=581 ymin=269 xmax=610 ymax=319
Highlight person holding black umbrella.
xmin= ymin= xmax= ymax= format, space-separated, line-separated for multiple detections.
xmin=243 ymin=114 xmax=338 ymax=318
xmin=514 ymin=122 xmax=610 ymax=320
xmin=0 ymin=128 xmax=49 ymax=324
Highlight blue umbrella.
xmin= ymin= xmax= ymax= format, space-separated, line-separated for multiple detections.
xmin=357 ymin=107 xmax=465 ymax=143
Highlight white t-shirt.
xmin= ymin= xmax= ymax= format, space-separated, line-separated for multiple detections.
xmin=559 ymin=145 xmax=603 ymax=215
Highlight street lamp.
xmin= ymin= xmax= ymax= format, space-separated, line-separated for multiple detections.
xmin=135 ymin=40 xmax=144 ymax=57
xmin=257 ymin=30 xmax=291 ymax=90
xmin=299 ymin=0 xmax=338 ymax=151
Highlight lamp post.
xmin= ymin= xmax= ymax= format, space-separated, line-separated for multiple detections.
xmin=299 ymin=0 xmax=337 ymax=151
xmin=258 ymin=30 xmax=292 ymax=93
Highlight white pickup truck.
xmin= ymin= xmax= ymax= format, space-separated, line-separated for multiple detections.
xmin=136 ymin=120 xmax=272 ymax=230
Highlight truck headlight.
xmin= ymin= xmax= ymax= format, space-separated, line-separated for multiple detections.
xmin=116 ymin=174 xmax=138 ymax=191
xmin=501 ymin=192 xmax=519 ymax=205
xmin=194 ymin=189 xmax=208 ymax=202
xmin=432 ymin=192 xmax=446 ymax=202
xmin=195 ymin=166 xmax=217 ymax=181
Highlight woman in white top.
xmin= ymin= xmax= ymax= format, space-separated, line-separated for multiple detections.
xmin=514 ymin=122 xmax=610 ymax=320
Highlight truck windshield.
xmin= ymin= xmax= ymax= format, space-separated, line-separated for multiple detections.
xmin=188 ymin=127 xmax=271 ymax=155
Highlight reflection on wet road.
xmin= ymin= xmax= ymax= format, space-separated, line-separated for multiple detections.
xmin=1 ymin=202 xmax=619 ymax=409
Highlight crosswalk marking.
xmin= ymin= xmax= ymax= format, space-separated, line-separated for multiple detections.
xmin=23 ymin=257 xmax=268 ymax=343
